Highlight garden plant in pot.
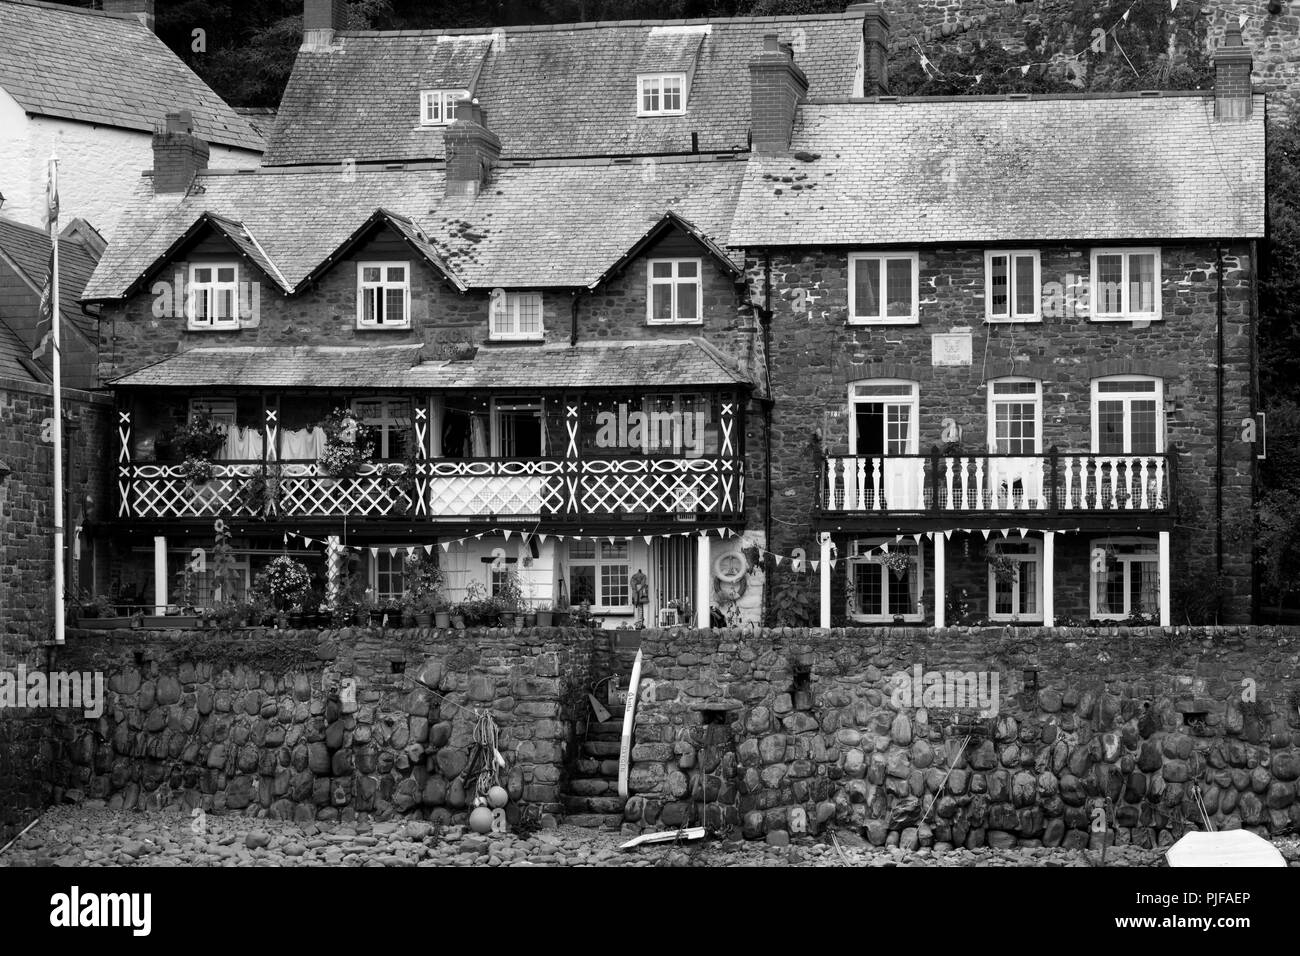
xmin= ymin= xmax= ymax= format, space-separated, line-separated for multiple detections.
xmin=535 ymin=603 xmax=554 ymax=627
xmin=170 ymin=413 xmax=226 ymax=486
xmin=493 ymin=568 xmax=525 ymax=627
xmin=434 ymin=597 xmax=452 ymax=629
xmin=253 ymin=555 xmax=312 ymax=627
xmin=403 ymin=551 xmax=443 ymax=628
xmin=319 ymin=407 xmax=375 ymax=478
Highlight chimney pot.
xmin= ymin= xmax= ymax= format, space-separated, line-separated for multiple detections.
xmin=444 ymin=106 xmax=501 ymax=199
xmin=763 ymin=33 xmax=780 ymax=53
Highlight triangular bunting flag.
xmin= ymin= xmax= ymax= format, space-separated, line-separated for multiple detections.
xmin=1017 ymin=528 xmax=1028 ymax=538
xmin=474 ymin=533 xmax=484 ymax=540
xmin=1021 ymin=64 xmax=1030 ymax=75
xmin=441 ymin=542 xmax=451 ymax=552
xmin=1121 ymin=8 xmax=1130 ymax=21
xmin=810 ymin=560 xmax=819 ymax=571
xmin=980 ymin=530 xmax=990 ymax=539
xmin=369 ymin=547 xmax=378 ymax=558
xmin=643 ymin=535 xmax=654 ymax=546
xmin=943 ymin=530 xmax=953 ymax=540
xmin=539 ymin=534 xmax=548 ymax=545
xmin=424 ymin=544 xmax=433 ymax=555
xmin=503 ymin=530 xmax=513 ymax=540
xmin=1239 ymin=14 xmax=1248 ymax=27
xmin=1170 ymin=0 xmax=1178 ymax=8
xmin=1000 ymin=529 xmax=1010 ymax=538
xmin=911 ymin=534 xmax=921 ymax=544
xmin=406 ymin=547 xmax=415 ymax=557
xmin=388 ymin=547 xmax=398 ymax=557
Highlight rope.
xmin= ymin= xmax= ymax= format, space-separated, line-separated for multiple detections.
xmin=918 ymin=733 xmax=971 ymax=827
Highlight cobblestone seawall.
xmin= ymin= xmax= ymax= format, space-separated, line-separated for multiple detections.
xmin=41 ymin=627 xmax=606 ymax=827
xmin=624 ymin=626 xmax=1300 ymax=849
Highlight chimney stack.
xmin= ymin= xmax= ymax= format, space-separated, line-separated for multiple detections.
xmin=1214 ymin=23 xmax=1253 ymax=120
xmin=444 ymin=102 xmax=501 ymax=198
xmin=748 ymin=34 xmax=809 ymax=156
xmin=152 ymin=111 xmax=209 ymax=194
xmin=303 ymin=0 xmax=348 ymax=48
xmin=103 ymin=0 xmax=155 ymax=31
xmin=848 ymin=3 xmax=890 ymax=95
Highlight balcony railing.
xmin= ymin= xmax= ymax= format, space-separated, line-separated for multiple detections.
xmin=118 ymin=456 xmax=743 ymax=522
xmin=819 ymin=451 xmax=1172 ymax=515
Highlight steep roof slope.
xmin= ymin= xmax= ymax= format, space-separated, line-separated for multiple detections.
xmin=0 ymin=0 xmax=263 ymax=152
xmin=265 ymin=15 xmax=862 ymax=165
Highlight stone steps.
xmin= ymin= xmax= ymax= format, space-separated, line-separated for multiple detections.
xmin=581 ymin=739 xmax=623 ymax=758
xmin=563 ymin=812 xmax=625 ymax=829
xmin=563 ymin=794 xmax=627 ymax=814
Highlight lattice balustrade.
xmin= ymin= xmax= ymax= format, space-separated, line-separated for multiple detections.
xmin=577 ymin=458 xmax=738 ymax=516
xmin=276 ymin=462 xmax=412 ymax=517
xmin=124 ymin=463 xmax=263 ymax=519
xmin=424 ymin=459 xmax=566 ymax=517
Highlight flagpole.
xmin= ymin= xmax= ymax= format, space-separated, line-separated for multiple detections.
xmin=50 ymin=155 xmax=64 ymax=646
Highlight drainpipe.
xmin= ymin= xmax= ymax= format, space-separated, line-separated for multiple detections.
xmin=761 ymin=250 xmax=774 ymax=622
xmin=1215 ymin=241 xmax=1225 ymax=578
xmin=1248 ymin=237 xmax=1260 ymax=622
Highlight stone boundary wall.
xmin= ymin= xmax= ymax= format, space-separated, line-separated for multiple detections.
xmin=35 ymin=627 xmax=607 ymax=829
xmin=625 ymin=626 xmax=1300 ymax=849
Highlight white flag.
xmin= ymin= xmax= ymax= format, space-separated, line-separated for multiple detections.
xmin=369 ymin=547 xmax=379 ymax=558
xmin=1170 ymin=0 xmax=1178 ymax=9
xmin=810 ymin=560 xmax=819 ymax=571
xmin=424 ymin=544 xmax=433 ymax=555
xmin=1239 ymin=14 xmax=1248 ymax=28
xmin=503 ymin=529 xmax=513 ymax=540
xmin=643 ymin=535 xmax=654 ymax=546
xmin=539 ymin=534 xmax=548 ymax=545
xmin=1017 ymin=528 xmax=1028 ymax=538
xmin=1021 ymin=64 xmax=1030 ymax=76
xmin=441 ymin=542 xmax=451 ymax=552
xmin=943 ymin=530 xmax=953 ymax=540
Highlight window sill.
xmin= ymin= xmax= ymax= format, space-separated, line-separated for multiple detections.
xmin=186 ymin=323 xmax=241 ymax=332
xmin=988 ymin=616 xmax=1045 ymax=624
xmin=355 ymin=323 xmax=412 ymax=331
xmin=845 ymin=317 xmax=920 ymax=327
xmin=636 ymin=110 xmax=688 ymax=118
xmin=1088 ymin=315 xmax=1162 ymax=323
xmin=487 ymin=336 xmax=545 ymax=344
xmin=646 ymin=318 xmax=703 ymax=326
xmin=850 ymin=614 xmax=924 ymax=624
xmin=984 ymin=316 xmax=1042 ymax=324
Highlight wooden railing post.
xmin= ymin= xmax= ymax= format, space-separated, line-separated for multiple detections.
xmin=1048 ymin=445 xmax=1059 ymax=515
xmin=930 ymin=445 xmax=941 ymax=513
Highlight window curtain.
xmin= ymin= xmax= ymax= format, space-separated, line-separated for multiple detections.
xmin=428 ymin=397 xmax=443 ymax=458
xmin=470 ymin=415 xmax=489 ymax=458
xmin=1136 ymin=561 xmax=1159 ymax=616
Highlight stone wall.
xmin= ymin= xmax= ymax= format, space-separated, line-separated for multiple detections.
xmin=624 ymin=626 xmax=1300 ymax=849
xmin=747 ymin=241 xmax=1257 ymax=622
xmin=43 ymin=626 xmax=607 ymax=826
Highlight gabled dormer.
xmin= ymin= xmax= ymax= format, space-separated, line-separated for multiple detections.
xmin=417 ymin=33 xmax=494 ymax=127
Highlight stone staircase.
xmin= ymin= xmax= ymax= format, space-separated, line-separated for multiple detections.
xmin=562 ymin=636 xmax=641 ymax=829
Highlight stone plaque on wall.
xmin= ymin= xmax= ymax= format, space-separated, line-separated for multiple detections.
xmin=932 ymin=332 xmax=973 ymax=367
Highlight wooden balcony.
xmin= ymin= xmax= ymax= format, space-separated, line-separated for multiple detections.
xmin=117 ymin=455 xmax=744 ymax=524
xmin=818 ymin=450 xmax=1173 ymax=523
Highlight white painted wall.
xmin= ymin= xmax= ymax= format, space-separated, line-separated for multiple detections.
xmin=0 ymin=90 xmax=259 ymax=240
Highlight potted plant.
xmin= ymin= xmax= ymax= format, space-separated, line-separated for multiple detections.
xmin=434 ymin=597 xmax=452 ymax=629
xmin=493 ymin=568 xmax=525 ymax=627
xmin=460 ymin=580 xmax=490 ymax=627
xmin=319 ymin=407 xmax=375 ymax=478
xmin=253 ymin=554 xmax=312 ymax=617
xmin=882 ymin=548 xmax=913 ymax=581
xmin=412 ymin=593 xmax=434 ymax=628
xmin=450 ymin=601 xmax=467 ymax=630
xmin=288 ymin=603 xmax=304 ymax=629
xmin=180 ymin=456 xmax=215 ymax=486
xmin=234 ymin=471 xmax=279 ymax=517
xmin=986 ymin=549 xmax=1018 ymax=585
xmin=536 ymin=603 xmax=554 ymax=627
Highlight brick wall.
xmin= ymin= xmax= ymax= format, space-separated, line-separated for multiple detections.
xmin=625 ymin=626 xmax=1300 ymax=848
xmin=746 ymin=241 xmax=1256 ymax=622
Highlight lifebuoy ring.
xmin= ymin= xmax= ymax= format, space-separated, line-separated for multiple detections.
xmin=713 ymin=550 xmax=748 ymax=584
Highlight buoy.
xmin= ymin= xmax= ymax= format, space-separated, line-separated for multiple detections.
xmin=469 ymin=806 xmax=493 ymax=834
xmin=487 ymin=785 xmax=508 ymax=808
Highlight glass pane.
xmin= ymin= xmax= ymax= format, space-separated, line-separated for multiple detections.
xmin=994 ymin=380 xmax=1037 ymax=395
xmin=989 ymin=255 xmax=1008 ymax=316
xmin=885 ymin=403 xmax=911 ymax=454
xmin=854 ymin=258 xmax=880 ymax=318
xmin=217 ymin=267 xmax=236 ymax=283
xmin=601 ymin=564 xmax=629 ymax=606
xmin=885 ymin=258 xmax=913 ymax=317
xmin=887 ymin=568 xmax=912 ymax=615
xmin=1136 ymin=560 xmax=1159 ymax=615
xmin=1098 ymin=380 xmax=1156 ymax=393
xmin=385 ymin=287 xmax=404 ymax=323
xmin=1130 ymin=400 xmax=1158 ymax=453
xmin=363 ymin=267 xmax=380 ymax=282
xmin=651 ymin=283 xmax=672 ymax=320
xmin=387 ymin=267 xmax=405 ymax=283
xmin=194 ymin=268 xmax=212 ymax=283
xmin=517 ymin=295 xmax=541 ymax=333
xmin=1020 ymin=559 xmax=1038 ymax=613
xmin=1014 ymin=255 xmax=1035 ymax=315
xmin=1097 ymin=400 xmax=1124 ymax=454
xmin=1095 ymin=255 xmax=1123 ymax=313
xmin=676 ymin=280 xmax=698 ymax=319
xmin=569 ymin=541 xmax=595 ymax=560
xmin=601 ymin=541 xmax=629 ymax=560
xmin=1129 ymin=253 xmax=1155 ymax=312
xmin=854 ymin=562 xmax=881 ymax=616
xmin=677 ymin=260 xmax=698 ymax=278
xmin=1099 ymin=562 xmax=1124 ymax=615
xmin=364 ymin=288 xmax=378 ymax=323
xmin=855 ymin=384 xmax=914 ymax=397
xmin=570 ymin=565 xmax=596 ymax=605
xmin=995 ymin=401 xmax=1035 ymax=454
xmin=994 ymin=577 xmax=1013 ymax=615
xmin=652 ymin=261 xmax=673 ymax=278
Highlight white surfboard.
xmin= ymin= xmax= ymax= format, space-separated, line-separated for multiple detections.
xmin=617 ymin=648 xmax=643 ymax=800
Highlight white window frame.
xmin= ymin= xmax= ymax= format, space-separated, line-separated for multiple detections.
xmin=489 ymin=291 xmax=544 ymax=341
xmin=848 ymin=252 xmax=920 ymax=325
xmin=351 ymin=397 xmax=412 ymax=460
xmin=987 ymin=538 xmax=1043 ymax=622
xmin=186 ymin=262 xmax=241 ymax=329
xmin=368 ymin=548 xmax=409 ymax=606
xmin=1089 ymin=247 xmax=1161 ymax=322
xmin=567 ymin=539 xmax=632 ymax=614
xmin=849 ymin=379 xmax=919 ymax=455
xmin=984 ymin=250 xmax=1041 ymax=323
xmin=646 ymin=258 xmax=702 ymax=325
xmin=637 ymin=73 xmax=687 ymax=116
xmin=848 ymin=538 xmax=925 ymax=623
xmin=356 ymin=261 xmax=411 ymax=329
xmin=987 ymin=377 xmax=1043 ymax=454
xmin=170 ymin=549 xmax=249 ymax=604
xmin=1089 ymin=536 xmax=1159 ymax=620
xmin=419 ymin=89 xmax=470 ymax=126
xmin=1090 ymin=376 xmax=1164 ymax=454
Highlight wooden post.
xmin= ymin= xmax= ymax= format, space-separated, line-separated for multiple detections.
xmin=1159 ymin=530 xmax=1171 ymax=626
xmin=153 ymin=535 xmax=168 ymax=614
xmin=695 ymin=532 xmax=711 ymax=629
xmin=1043 ymin=530 xmax=1055 ymax=627
xmin=818 ymin=531 xmax=832 ymax=628
xmin=934 ymin=531 xmax=946 ymax=628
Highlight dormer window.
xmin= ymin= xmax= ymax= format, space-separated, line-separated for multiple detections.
xmin=357 ymin=262 xmax=410 ymax=329
xmin=420 ymin=89 xmax=470 ymax=126
xmin=638 ymin=73 xmax=686 ymax=116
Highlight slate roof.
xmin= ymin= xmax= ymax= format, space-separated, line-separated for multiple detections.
xmin=0 ymin=0 xmax=263 ymax=152
xmin=730 ymin=93 xmax=1267 ymax=245
xmin=110 ymin=344 xmax=427 ymax=388
xmin=82 ymin=156 xmax=744 ymax=299
xmin=265 ymin=15 xmax=863 ymax=165
xmin=0 ymin=316 xmax=40 ymax=382
xmin=0 ymin=215 xmax=100 ymax=337
xmin=108 ymin=338 xmax=753 ymax=390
